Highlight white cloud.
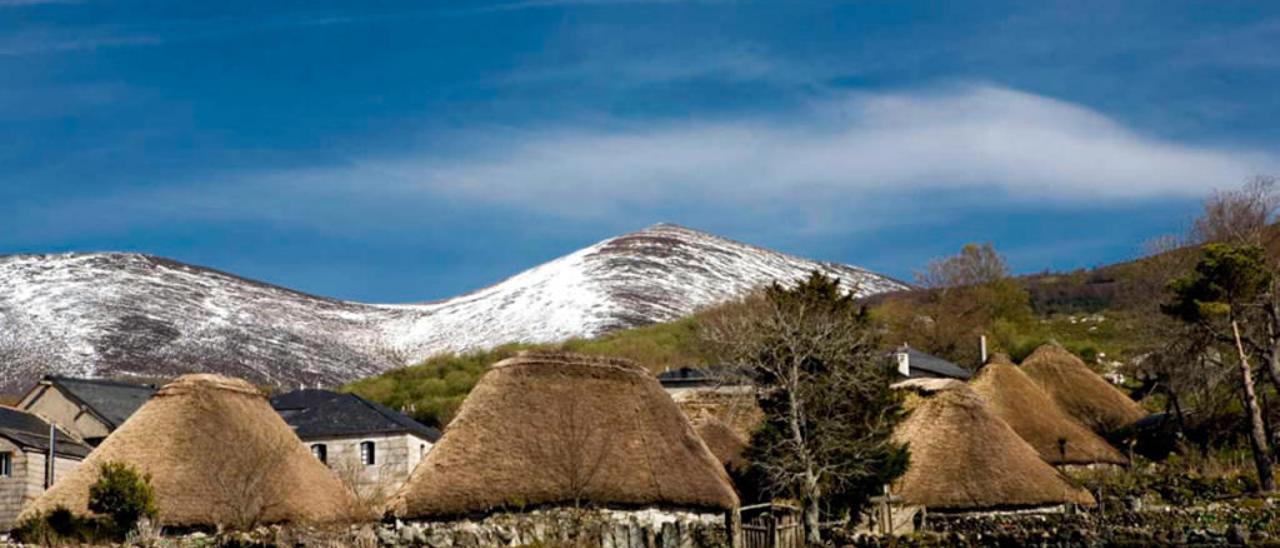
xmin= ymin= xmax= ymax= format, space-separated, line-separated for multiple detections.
xmin=18 ymin=84 xmax=1275 ymax=241
xmin=368 ymin=84 xmax=1275 ymax=219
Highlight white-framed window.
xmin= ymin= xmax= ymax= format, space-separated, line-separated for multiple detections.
xmin=311 ymin=443 xmax=327 ymax=464
xmin=0 ymin=452 xmax=11 ymax=477
xmin=359 ymin=441 xmax=376 ymax=466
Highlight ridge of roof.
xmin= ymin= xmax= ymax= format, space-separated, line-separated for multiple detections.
xmin=270 ymin=389 xmax=440 ymax=442
xmin=42 ymin=375 xmax=157 ymax=428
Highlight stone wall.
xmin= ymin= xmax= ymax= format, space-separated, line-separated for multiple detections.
xmin=381 ymin=507 xmax=731 ymax=547
xmin=305 ymin=433 xmax=433 ymax=502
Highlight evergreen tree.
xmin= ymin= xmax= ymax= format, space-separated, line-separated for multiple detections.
xmin=701 ymin=271 xmax=909 ymax=542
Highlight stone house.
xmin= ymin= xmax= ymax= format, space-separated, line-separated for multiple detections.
xmin=0 ymin=406 xmax=92 ymax=530
xmin=17 ymin=376 xmax=157 ymax=446
xmin=270 ymin=389 xmax=440 ymax=500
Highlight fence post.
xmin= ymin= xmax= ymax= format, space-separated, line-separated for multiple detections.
xmin=769 ymin=512 xmax=778 ymax=548
xmin=727 ymin=509 xmax=742 ymax=548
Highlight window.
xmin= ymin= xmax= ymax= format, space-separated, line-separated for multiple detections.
xmin=420 ymin=443 xmax=427 ymax=459
xmin=310 ymin=444 xmax=327 ymax=464
xmin=360 ymin=441 xmax=376 ymax=466
xmin=0 ymin=453 xmax=10 ymax=477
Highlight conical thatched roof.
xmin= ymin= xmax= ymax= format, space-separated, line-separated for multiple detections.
xmin=891 ymin=378 xmax=1095 ymax=511
xmin=971 ymin=355 xmax=1128 ymax=466
xmin=1021 ymin=343 xmax=1147 ymax=434
xmin=392 ymin=351 xmax=739 ymax=518
xmin=692 ymin=413 xmax=748 ymax=474
xmin=23 ymin=374 xmax=356 ymax=527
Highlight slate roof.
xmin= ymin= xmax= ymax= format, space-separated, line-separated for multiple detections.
xmin=892 ymin=347 xmax=973 ymax=380
xmin=270 ymin=389 xmax=441 ymax=442
xmin=42 ymin=375 xmax=158 ymax=429
xmin=656 ymin=365 xmax=746 ymax=388
xmin=0 ymin=406 xmax=92 ymax=459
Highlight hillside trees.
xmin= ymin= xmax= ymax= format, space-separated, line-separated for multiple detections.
xmin=699 ymin=271 xmax=908 ymax=542
xmin=1164 ymin=244 xmax=1277 ymax=491
xmin=880 ymin=243 xmax=1033 ymax=367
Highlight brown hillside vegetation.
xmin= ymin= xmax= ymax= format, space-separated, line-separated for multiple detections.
xmin=391 ymin=351 xmax=738 ymax=518
xmin=1022 ymin=344 xmax=1147 ymax=434
xmin=892 ymin=378 xmax=1094 ymax=511
xmin=970 ymin=354 xmax=1127 ymax=466
xmin=24 ymin=374 xmax=356 ymax=528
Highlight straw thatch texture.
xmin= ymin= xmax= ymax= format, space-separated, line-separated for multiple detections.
xmin=23 ymin=374 xmax=356 ymax=527
xmin=1021 ymin=344 xmax=1147 ymax=434
xmin=676 ymin=391 xmax=763 ymax=441
xmin=891 ymin=378 xmax=1095 ymax=510
xmin=691 ymin=413 xmax=747 ymax=473
xmin=392 ymin=351 xmax=739 ymax=518
xmin=970 ymin=356 xmax=1127 ymax=465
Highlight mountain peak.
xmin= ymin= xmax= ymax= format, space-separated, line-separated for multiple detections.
xmin=0 ymin=228 xmax=907 ymax=392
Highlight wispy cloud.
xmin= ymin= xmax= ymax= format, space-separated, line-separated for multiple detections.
xmin=0 ymin=30 xmax=158 ymax=56
xmin=386 ymin=84 xmax=1275 ymax=218
xmin=0 ymin=8 xmax=450 ymax=57
xmin=26 ymin=84 xmax=1274 ymax=241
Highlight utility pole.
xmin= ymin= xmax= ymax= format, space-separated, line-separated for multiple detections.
xmin=45 ymin=423 xmax=56 ymax=489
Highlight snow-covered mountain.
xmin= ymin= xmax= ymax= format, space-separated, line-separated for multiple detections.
xmin=0 ymin=224 xmax=908 ymax=392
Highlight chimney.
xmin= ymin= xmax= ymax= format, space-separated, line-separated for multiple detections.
xmin=980 ymin=335 xmax=988 ymax=365
xmin=894 ymin=347 xmax=910 ymax=377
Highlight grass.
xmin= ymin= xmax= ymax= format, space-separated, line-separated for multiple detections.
xmin=347 ymin=294 xmax=1159 ymax=428
xmin=343 ymin=318 xmax=710 ymax=428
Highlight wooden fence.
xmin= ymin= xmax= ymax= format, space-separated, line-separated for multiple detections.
xmin=739 ymin=503 xmax=803 ymax=548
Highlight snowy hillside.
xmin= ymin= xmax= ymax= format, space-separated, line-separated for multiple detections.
xmin=378 ymin=224 xmax=907 ymax=360
xmin=0 ymin=224 xmax=908 ymax=392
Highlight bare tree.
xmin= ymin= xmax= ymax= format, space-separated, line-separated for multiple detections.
xmin=700 ymin=272 xmax=906 ymax=543
xmin=1192 ymin=175 xmax=1279 ymax=247
xmin=884 ymin=243 xmax=1031 ymax=367
xmin=331 ymin=458 xmax=396 ymax=518
xmin=916 ymin=243 xmax=1010 ymax=289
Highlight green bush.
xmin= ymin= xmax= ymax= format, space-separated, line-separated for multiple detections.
xmin=88 ymin=461 xmax=157 ymax=534
xmin=344 ymin=343 xmax=538 ymax=427
xmin=12 ymin=505 xmax=104 ymax=545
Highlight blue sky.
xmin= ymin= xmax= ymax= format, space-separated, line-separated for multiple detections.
xmin=2 ymin=1 xmax=1278 ymax=302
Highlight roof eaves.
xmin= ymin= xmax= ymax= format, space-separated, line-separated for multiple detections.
xmin=44 ymin=379 xmax=119 ymax=429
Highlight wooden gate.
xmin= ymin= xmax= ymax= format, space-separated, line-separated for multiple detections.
xmin=740 ymin=503 xmax=803 ymax=548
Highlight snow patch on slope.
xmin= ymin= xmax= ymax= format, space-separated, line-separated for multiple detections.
xmin=0 ymin=224 xmax=908 ymax=391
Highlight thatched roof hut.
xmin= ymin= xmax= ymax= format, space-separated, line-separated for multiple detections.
xmin=692 ymin=413 xmax=748 ymax=474
xmin=392 ymin=351 xmax=739 ymax=518
xmin=1021 ymin=343 xmax=1147 ymax=434
xmin=23 ymin=374 xmax=356 ymax=527
xmin=970 ymin=354 xmax=1127 ymax=466
xmin=891 ymin=378 xmax=1094 ymax=511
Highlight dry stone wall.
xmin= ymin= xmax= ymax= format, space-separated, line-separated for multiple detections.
xmin=380 ymin=507 xmax=731 ymax=547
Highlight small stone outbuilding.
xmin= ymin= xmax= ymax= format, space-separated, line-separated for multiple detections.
xmin=0 ymin=407 xmax=92 ymax=530
xmin=18 ymin=375 xmax=156 ymax=446
xmin=271 ymin=389 xmax=440 ymax=502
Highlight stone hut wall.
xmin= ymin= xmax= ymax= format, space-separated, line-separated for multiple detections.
xmin=383 ymin=507 xmax=731 ymax=547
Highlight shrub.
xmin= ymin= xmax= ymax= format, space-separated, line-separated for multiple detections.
xmin=12 ymin=505 xmax=102 ymax=545
xmin=88 ymin=460 xmax=158 ymax=534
